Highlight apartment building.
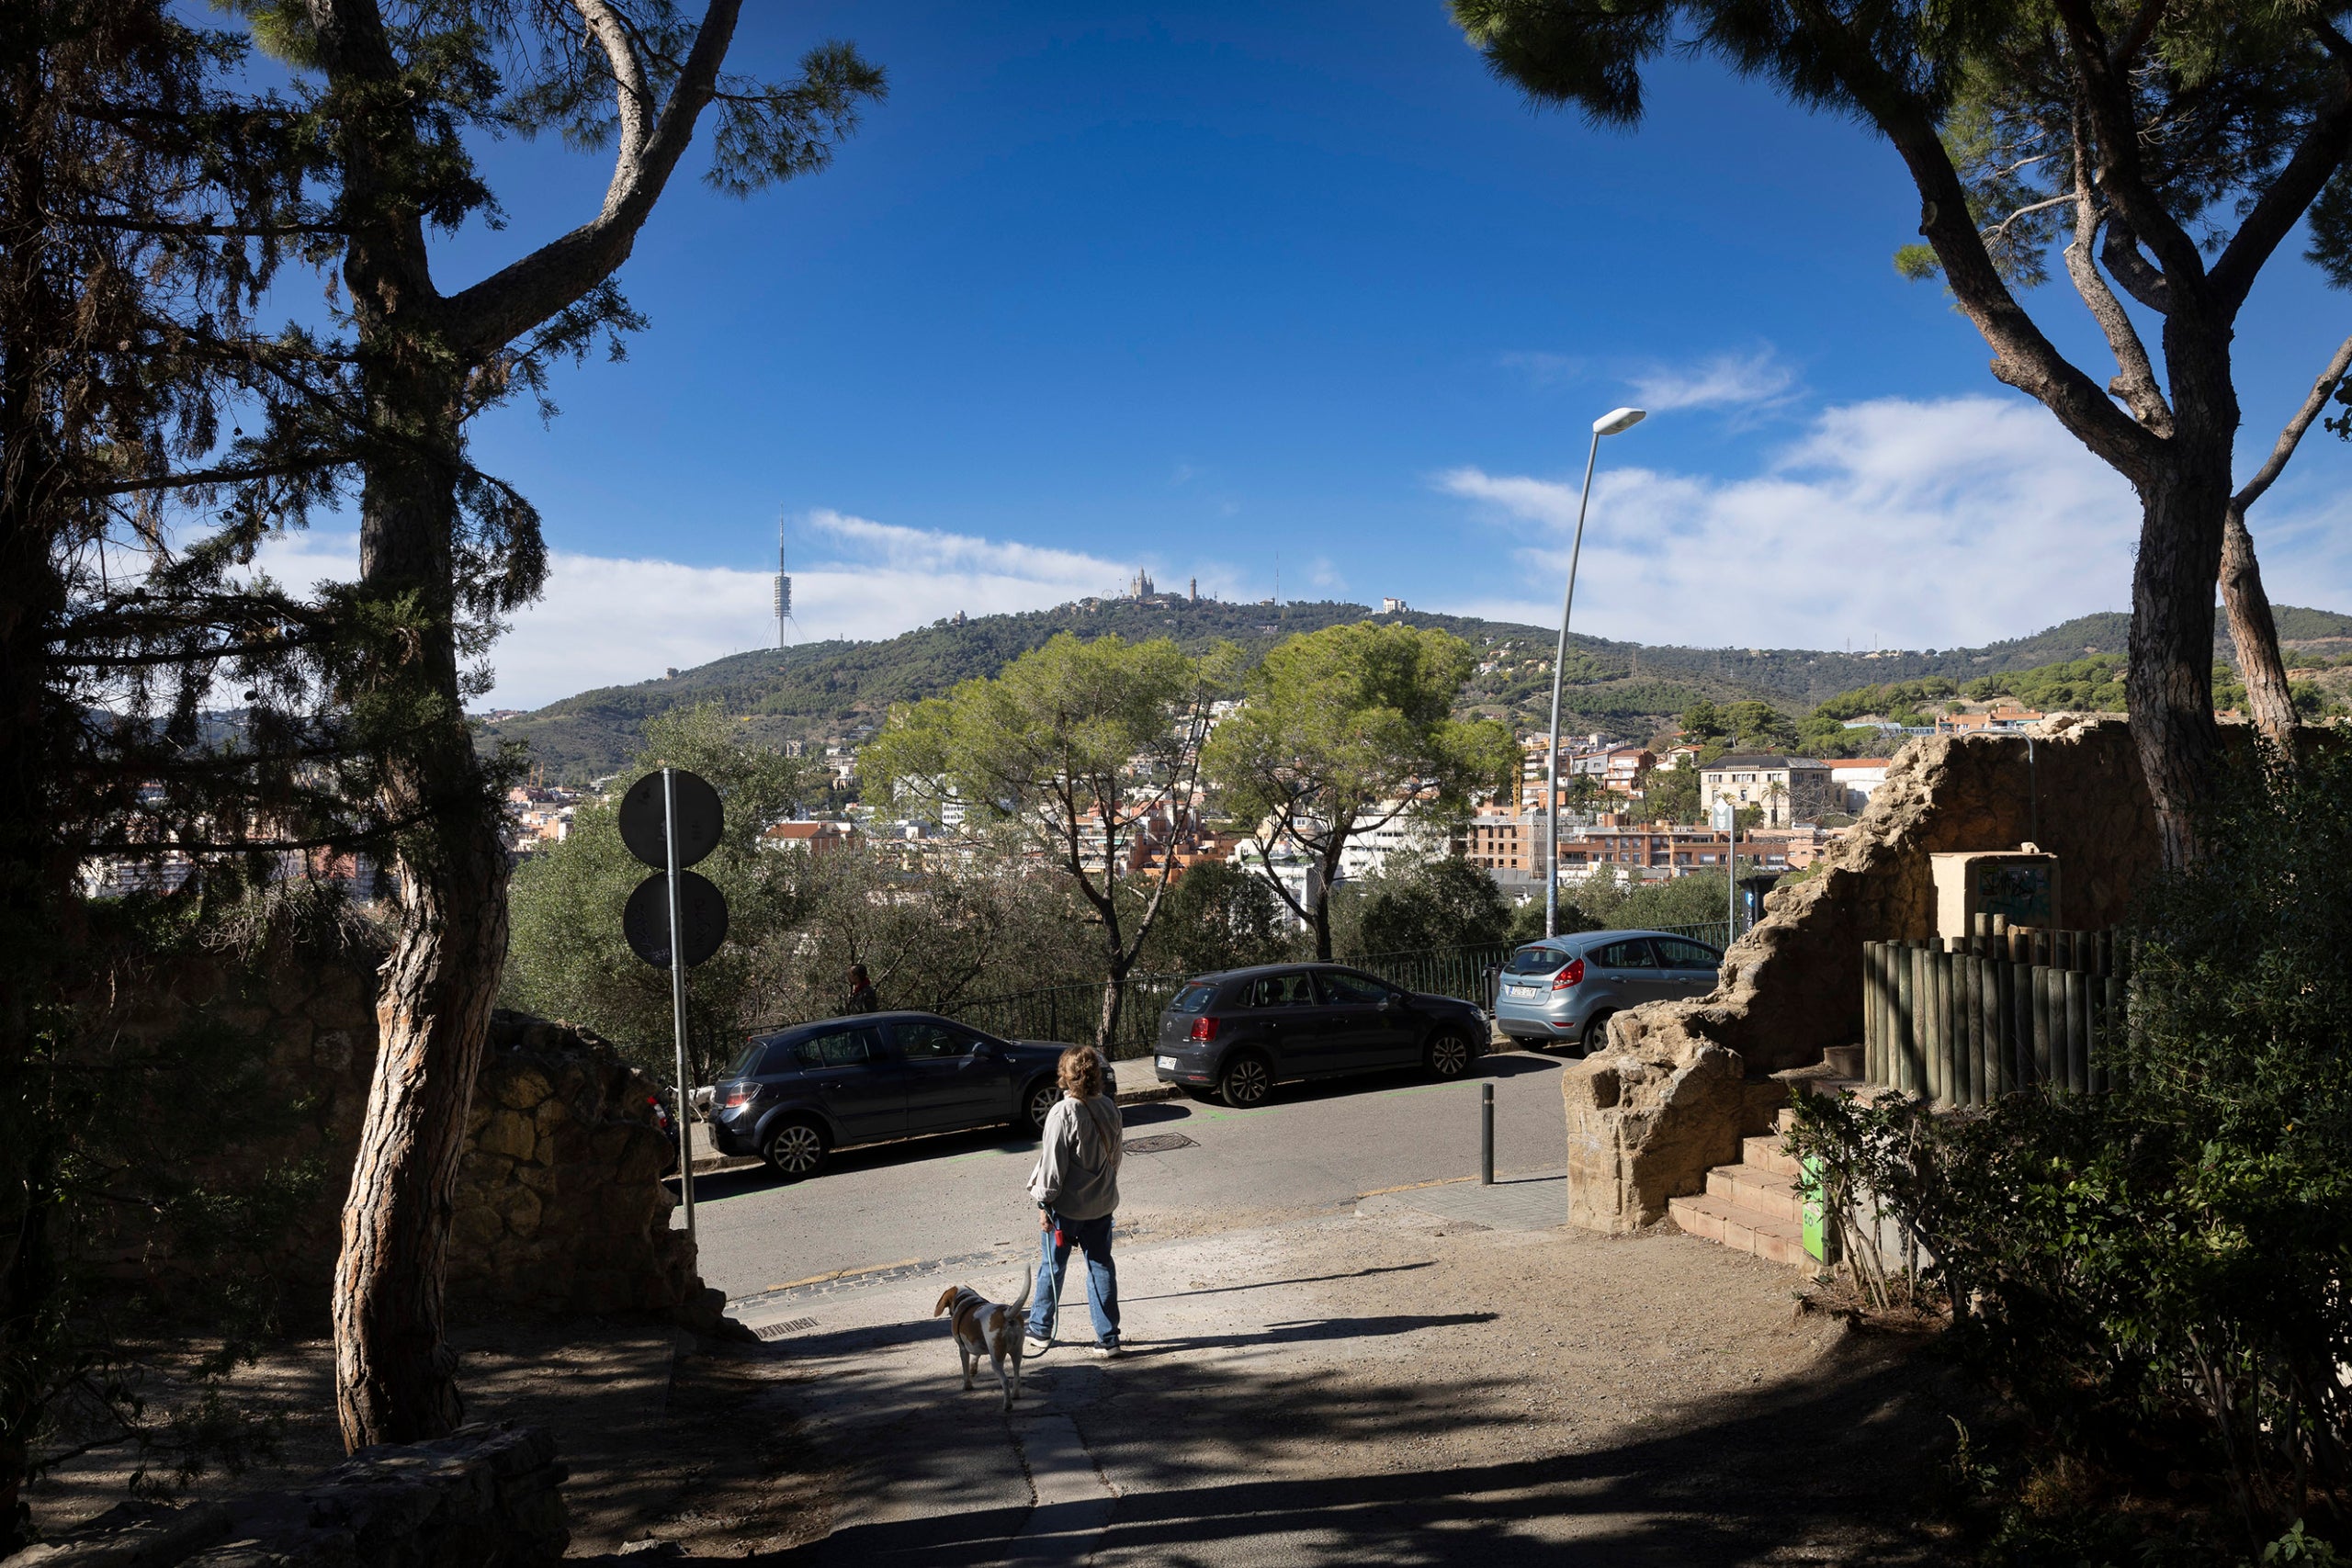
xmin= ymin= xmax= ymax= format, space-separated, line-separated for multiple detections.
xmin=1698 ymin=754 xmax=1834 ymax=827
xmin=759 ymin=819 xmax=863 ymax=857
xmin=1935 ymin=705 xmax=2046 ymax=734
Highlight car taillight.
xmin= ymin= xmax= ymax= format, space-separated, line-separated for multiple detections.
xmin=1189 ymin=1016 xmax=1219 ymax=1042
xmin=1551 ymin=958 xmax=1586 ymax=990
xmin=720 ymin=1084 xmax=754 ymax=1110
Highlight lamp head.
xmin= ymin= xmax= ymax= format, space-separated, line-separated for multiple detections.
xmin=1593 ymin=407 xmax=1647 ymax=435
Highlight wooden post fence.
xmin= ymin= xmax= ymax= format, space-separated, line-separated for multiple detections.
xmin=1857 ymin=919 xmax=2124 ymax=1106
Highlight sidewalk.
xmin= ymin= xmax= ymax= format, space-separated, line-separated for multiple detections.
xmin=739 ymin=1187 xmax=1957 ymax=1564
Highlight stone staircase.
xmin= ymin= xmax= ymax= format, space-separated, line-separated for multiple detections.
xmin=1668 ymin=1049 xmax=1863 ymax=1269
xmin=1667 ymin=1112 xmax=1813 ymax=1268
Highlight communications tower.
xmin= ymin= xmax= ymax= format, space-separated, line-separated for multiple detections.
xmin=772 ymin=515 xmax=796 ymax=649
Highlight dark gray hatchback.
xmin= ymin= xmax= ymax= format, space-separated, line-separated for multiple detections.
xmin=1149 ymin=964 xmax=1488 ymax=1107
xmin=706 ymin=1011 xmax=1113 ymax=1181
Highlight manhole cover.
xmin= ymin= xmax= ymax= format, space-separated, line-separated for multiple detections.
xmin=1123 ymin=1134 xmax=1198 ymax=1154
xmin=752 ymin=1316 xmax=819 ymax=1339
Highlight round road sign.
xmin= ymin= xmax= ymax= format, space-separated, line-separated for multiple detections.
xmin=617 ymin=769 xmax=723 ymax=871
xmin=623 ymin=871 xmax=729 ymax=969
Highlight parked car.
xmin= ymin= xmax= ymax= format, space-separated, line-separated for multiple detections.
xmin=645 ymin=1089 xmax=681 ymax=1178
xmin=1149 ymin=963 xmax=1489 ymax=1108
xmin=1491 ymin=930 xmax=1724 ymax=1052
xmin=706 ymin=1011 xmax=1116 ymax=1181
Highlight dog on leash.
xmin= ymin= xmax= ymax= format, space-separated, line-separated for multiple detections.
xmin=933 ymin=1276 xmax=1034 ymax=1409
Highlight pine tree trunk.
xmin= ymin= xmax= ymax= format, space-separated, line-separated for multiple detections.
xmin=2127 ymin=459 xmax=2230 ymax=871
xmin=2219 ymin=502 xmax=2299 ymax=750
xmin=0 ymin=94 xmax=71 ymax=1546
xmin=330 ymin=368 xmax=510 ymax=1450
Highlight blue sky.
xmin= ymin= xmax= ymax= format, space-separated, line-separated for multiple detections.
xmin=250 ymin=3 xmax=2352 ymax=705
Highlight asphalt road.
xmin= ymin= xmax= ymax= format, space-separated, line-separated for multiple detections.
xmin=680 ymin=1049 xmax=1573 ymax=1303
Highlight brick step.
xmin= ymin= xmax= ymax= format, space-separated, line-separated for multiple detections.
xmin=1668 ymin=1192 xmax=1811 ymax=1269
xmin=1705 ymin=1163 xmax=1805 ymax=1224
xmin=1773 ymin=1078 xmax=1864 ymax=1134
xmin=1741 ymin=1135 xmax=1803 ymax=1179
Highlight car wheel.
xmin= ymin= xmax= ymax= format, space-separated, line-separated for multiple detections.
xmin=1216 ymin=1052 xmax=1272 ymax=1109
xmin=1426 ymin=1029 xmax=1476 ymax=1081
xmin=1579 ymin=1010 xmax=1616 ymax=1055
xmin=763 ymin=1119 xmax=829 ymax=1182
xmin=1018 ymin=1077 xmax=1059 ymax=1135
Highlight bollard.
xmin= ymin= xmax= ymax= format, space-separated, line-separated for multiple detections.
xmin=1480 ymin=1082 xmax=1495 ymax=1186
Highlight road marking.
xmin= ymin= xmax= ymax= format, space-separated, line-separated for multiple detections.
xmin=760 ymin=1257 xmax=923 ymax=1293
xmin=1356 ymin=1175 xmax=1477 ymax=1199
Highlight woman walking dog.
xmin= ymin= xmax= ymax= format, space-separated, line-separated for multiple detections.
xmin=1023 ymin=1044 xmax=1124 ymax=1359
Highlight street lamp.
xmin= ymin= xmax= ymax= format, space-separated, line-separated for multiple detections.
xmin=1544 ymin=405 xmax=1646 ymax=939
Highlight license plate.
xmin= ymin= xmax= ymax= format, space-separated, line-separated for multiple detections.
xmin=1157 ymin=1055 xmax=1177 ymax=1069
xmin=1507 ymin=985 xmax=1536 ymax=998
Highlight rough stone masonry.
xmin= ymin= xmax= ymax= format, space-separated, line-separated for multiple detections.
xmin=1562 ymin=720 xmax=2163 ymax=1233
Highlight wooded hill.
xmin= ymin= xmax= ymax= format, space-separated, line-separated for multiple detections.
xmin=479 ymin=597 xmax=2352 ymax=784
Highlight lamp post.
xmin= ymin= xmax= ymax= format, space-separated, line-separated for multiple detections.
xmin=1545 ymin=406 xmax=1645 ymax=939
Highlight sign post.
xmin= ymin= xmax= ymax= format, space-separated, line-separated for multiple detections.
xmin=1712 ymin=793 xmax=1738 ymax=945
xmin=617 ymin=768 xmax=727 ymax=1247
xmin=662 ymin=771 xmax=694 ymax=1241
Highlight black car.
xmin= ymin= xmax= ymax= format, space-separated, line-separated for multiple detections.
xmin=707 ymin=1011 xmax=1114 ymax=1181
xmin=1149 ymin=964 xmax=1488 ymax=1107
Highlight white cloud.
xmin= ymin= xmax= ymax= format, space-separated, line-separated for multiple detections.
xmin=253 ymin=509 xmax=1144 ymax=710
xmin=1435 ymin=395 xmax=2145 ymax=650
xmin=1624 ymin=347 xmax=1799 ymax=413
xmin=1497 ymin=350 xmax=1587 ymax=388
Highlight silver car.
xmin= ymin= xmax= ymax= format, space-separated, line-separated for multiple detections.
xmin=1492 ymin=930 xmax=1724 ymax=1052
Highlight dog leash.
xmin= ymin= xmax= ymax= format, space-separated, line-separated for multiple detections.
xmin=1023 ymin=1214 xmax=1073 ymax=1359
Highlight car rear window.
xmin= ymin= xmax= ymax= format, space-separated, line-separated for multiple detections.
xmin=1170 ymin=982 xmax=1218 ymax=1014
xmin=724 ymin=1039 xmax=769 ymax=1078
xmin=1504 ymin=945 xmax=1572 ymax=976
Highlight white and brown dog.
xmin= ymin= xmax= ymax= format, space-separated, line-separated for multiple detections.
xmin=933 ymin=1277 xmax=1034 ymax=1409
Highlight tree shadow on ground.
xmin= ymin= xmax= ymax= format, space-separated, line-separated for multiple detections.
xmin=769 ymin=1324 xmax=1963 ymax=1567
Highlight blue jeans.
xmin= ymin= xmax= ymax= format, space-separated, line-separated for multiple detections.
xmin=1027 ymin=1212 xmax=1119 ymax=1347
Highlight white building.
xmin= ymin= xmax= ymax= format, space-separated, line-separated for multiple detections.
xmin=1229 ymin=839 xmax=1323 ymax=927
xmin=1825 ymin=759 xmax=1894 ymax=816
xmin=1336 ymin=801 xmax=1451 ymax=881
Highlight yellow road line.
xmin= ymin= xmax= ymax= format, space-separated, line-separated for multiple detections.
xmin=762 ymin=1257 xmax=923 ymax=1293
xmin=1355 ymin=1175 xmax=1477 ymax=1199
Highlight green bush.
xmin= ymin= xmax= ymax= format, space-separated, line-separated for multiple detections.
xmin=1332 ymin=855 xmax=1513 ymax=956
xmin=1787 ymin=745 xmax=2352 ymax=1554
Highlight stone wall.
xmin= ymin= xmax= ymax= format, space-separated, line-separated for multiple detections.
xmin=1563 ymin=719 xmax=2163 ymax=1233
xmin=456 ymin=1012 xmax=696 ymax=1319
xmin=1 ymin=1424 xmax=566 ymax=1568
xmin=88 ymin=937 xmax=707 ymax=1325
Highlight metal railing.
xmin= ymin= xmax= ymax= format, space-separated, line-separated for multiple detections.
xmin=955 ymin=975 xmax=1189 ymax=1060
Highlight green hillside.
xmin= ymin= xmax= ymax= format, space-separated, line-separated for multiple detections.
xmin=480 ymin=598 xmax=2352 ymax=784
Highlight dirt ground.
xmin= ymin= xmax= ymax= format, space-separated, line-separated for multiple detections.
xmin=26 ymin=1198 xmax=1974 ymax=1565
xmin=25 ymin=1321 xmax=842 ymax=1558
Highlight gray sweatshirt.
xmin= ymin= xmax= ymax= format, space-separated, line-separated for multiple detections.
xmin=1027 ymin=1093 xmax=1123 ymax=1221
